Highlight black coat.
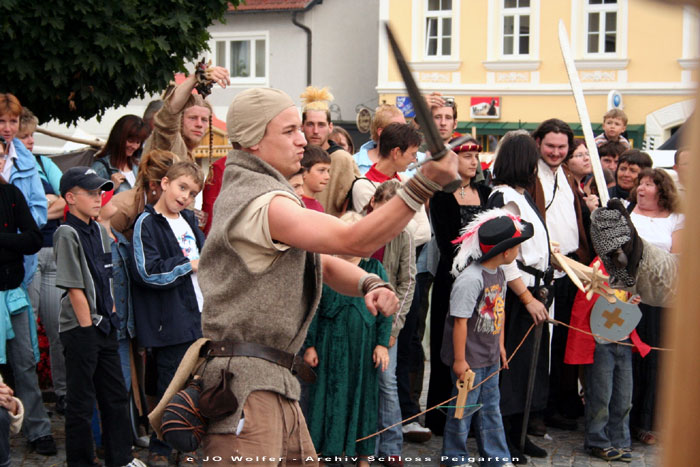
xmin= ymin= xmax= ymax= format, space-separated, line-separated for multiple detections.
xmin=129 ymin=205 xmax=205 ymax=348
xmin=0 ymin=183 xmax=42 ymax=290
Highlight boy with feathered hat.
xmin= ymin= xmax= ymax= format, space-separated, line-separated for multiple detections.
xmin=440 ymin=209 xmax=534 ymax=467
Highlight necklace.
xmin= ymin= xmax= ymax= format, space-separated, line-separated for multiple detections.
xmin=460 ymin=184 xmax=469 ymax=199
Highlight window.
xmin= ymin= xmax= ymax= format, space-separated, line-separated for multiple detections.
xmin=502 ymin=0 xmax=530 ymax=56
xmin=585 ymin=0 xmax=618 ymax=54
xmin=210 ymin=33 xmax=268 ymax=83
xmin=425 ymin=0 xmax=453 ymax=57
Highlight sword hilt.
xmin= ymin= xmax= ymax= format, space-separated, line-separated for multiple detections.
xmin=407 ymin=135 xmax=472 ymax=193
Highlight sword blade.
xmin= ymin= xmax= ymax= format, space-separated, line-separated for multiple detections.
xmin=558 ymin=20 xmax=610 ymax=205
xmin=384 ymin=22 xmax=446 ymax=157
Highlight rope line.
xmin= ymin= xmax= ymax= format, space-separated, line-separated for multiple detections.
xmin=549 ymin=318 xmax=672 ymax=351
xmin=355 ymin=316 xmax=672 ymax=443
xmin=356 ymin=322 xmax=537 ymax=442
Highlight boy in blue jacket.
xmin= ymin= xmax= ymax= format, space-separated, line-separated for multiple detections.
xmin=130 ymin=161 xmax=205 ymax=465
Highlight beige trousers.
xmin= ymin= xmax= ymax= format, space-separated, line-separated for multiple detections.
xmin=200 ymin=391 xmax=318 ymax=467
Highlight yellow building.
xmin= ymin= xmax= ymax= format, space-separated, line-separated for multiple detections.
xmin=378 ymin=0 xmax=697 ymax=150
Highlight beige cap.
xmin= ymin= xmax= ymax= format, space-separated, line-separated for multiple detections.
xmin=226 ymin=88 xmax=295 ymax=148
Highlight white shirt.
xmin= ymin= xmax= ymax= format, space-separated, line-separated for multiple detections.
xmin=165 ymin=214 xmax=204 ymax=311
xmin=1 ymin=141 xmax=17 ymax=181
xmin=492 ymin=185 xmax=550 ymax=288
xmin=121 ymin=169 xmax=136 ymax=188
xmin=630 ymin=211 xmax=684 ymax=253
xmin=538 ymin=159 xmax=579 ymax=272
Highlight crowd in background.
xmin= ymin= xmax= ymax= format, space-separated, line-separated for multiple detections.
xmin=0 ymin=77 xmax=687 ymax=467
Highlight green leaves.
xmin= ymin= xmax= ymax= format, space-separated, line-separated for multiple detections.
xmin=0 ymin=0 xmax=238 ymax=124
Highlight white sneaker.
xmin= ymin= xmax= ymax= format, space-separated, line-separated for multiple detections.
xmin=401 ymin=421 xmax=432 ymax=442
xmin=121 ymin=458 xmax=147 ymax=467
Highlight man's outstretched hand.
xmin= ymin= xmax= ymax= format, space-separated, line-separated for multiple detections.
xmin=365 ymin=287 xmax=399 ymax=317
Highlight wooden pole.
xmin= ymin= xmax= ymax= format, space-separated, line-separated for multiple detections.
xmin=659 ymin=80 xmax=700 ymax=467
xmin=657 ymin=2 xmax=700 ymax=465
xmin=35 ymin=127 xmax=105 ymax=148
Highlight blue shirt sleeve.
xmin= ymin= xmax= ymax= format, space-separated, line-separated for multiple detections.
xmin=40 ymin=156 xmax=63 ymax=194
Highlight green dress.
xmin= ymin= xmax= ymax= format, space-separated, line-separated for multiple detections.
xmin=305 ymin=258 xmax=393 ymax=457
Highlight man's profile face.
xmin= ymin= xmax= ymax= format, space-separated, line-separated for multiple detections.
xmin=182 ymin=105 xmax=211 ymax=148
xmin=674 ymin=150 xmax=690 ymax=186
xmin=432 ymin=106 xmax=456 ymax=142
xmin=303 ymin=110 xmax=332 ymax=149
xmin=538 ymin=132 xmax=569 ymax=170
xmin=256 ymin=106 xmax=307 ymax=177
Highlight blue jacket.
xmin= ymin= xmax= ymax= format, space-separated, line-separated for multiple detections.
xmin=9 ymin=139 xmax=47 ymax=285
xmin=130 ymin=205 xmax=204 ymax=348
xmin=112 ymin=229 xmax=135 ymax=341
xmin=0 ymin=286 xmax=39 ymax=364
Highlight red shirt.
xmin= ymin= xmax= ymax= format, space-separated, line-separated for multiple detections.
xmin=201 ymin=157 xmax=227 ymax=235
xmin=365 ymin=163 xmax=401 ymax=184
xmin=302 ymin=195 xmax=325 ymax=213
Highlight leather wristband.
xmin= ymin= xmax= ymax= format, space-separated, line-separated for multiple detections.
xmin=358 ymin=273 xmax=395 ymax=296
xmin=397 ymin=170 xmax=442 ymax=212
xmin=519 ymin=290 xmax=535 ymax=305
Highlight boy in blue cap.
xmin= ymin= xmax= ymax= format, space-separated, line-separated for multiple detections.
xmin=54 ymin=167 xmax=144 ymax=467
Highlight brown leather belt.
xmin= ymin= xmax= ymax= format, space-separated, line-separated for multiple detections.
xmin=202 ymin=341 xmax=317 ymax=383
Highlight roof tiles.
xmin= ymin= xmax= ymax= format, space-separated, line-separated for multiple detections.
xmin=229 ymin=0 xmax=313 ymax=12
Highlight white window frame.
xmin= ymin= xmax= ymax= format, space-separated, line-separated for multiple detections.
xmin=423 ymin=0 xmax=454 ymax=59
xmin=501 ymin=0 xmax=532 ymax=57
xmin=208 ymin=31 xmax=269 ymax=85
xmin=584 ymin=0 xmax=619 ymax=56
xmin=484 ymin=0 xmax=539 ymax=71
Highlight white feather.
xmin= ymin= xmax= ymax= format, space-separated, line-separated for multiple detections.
xmin=451 ymin=208 xmax=523 ymax=276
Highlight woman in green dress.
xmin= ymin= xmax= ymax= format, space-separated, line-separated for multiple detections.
xmin=304 ymin=212 xmax=393 ymax=465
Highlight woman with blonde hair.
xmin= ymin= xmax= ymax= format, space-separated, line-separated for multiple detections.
xmin=100 ymin=149 xmax=176 ymax=239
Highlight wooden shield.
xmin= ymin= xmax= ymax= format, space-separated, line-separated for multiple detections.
xmin=590 ymin=296 xmax=642 ymax=344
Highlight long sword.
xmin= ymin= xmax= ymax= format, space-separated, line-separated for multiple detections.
xmin=385 ymin=22 xmax=462 ymax=193
xmin=558 ymin=20 xmax=610 ymax=206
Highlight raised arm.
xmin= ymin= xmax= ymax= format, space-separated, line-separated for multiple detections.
xmin=167 ymin=67 xmax=230 ymax=115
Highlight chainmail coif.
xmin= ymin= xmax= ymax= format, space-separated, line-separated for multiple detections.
xmin=590 ymin=202 xmax=637 ymax=288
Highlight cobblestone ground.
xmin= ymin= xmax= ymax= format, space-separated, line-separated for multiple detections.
xmin=10 ymin=399 xmax=661 ymax=466
xmin=11 ymin=357 xmax=660 ymax=467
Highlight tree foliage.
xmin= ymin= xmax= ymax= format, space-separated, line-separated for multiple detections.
xmin=0 ymin=0 xmax=240 ymax=124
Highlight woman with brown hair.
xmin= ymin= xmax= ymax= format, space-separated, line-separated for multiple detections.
xmin=627 ymin=168 xmax=683 ymax=446
xmin=425 ymin=137 xmax=491 ymax=436
xmin=92 ymin=115 xmax=149 ymax=194
xmin=329 ymin=126 xmax=355 ymax=154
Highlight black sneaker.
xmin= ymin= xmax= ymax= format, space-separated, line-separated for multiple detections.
xmin=30 ymin=435 xmax=58 ymax=456
xmin=523 ymin=436 xmax=547 ymax=458
xmin=55 ymin=395 xmax=66 ymax=415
